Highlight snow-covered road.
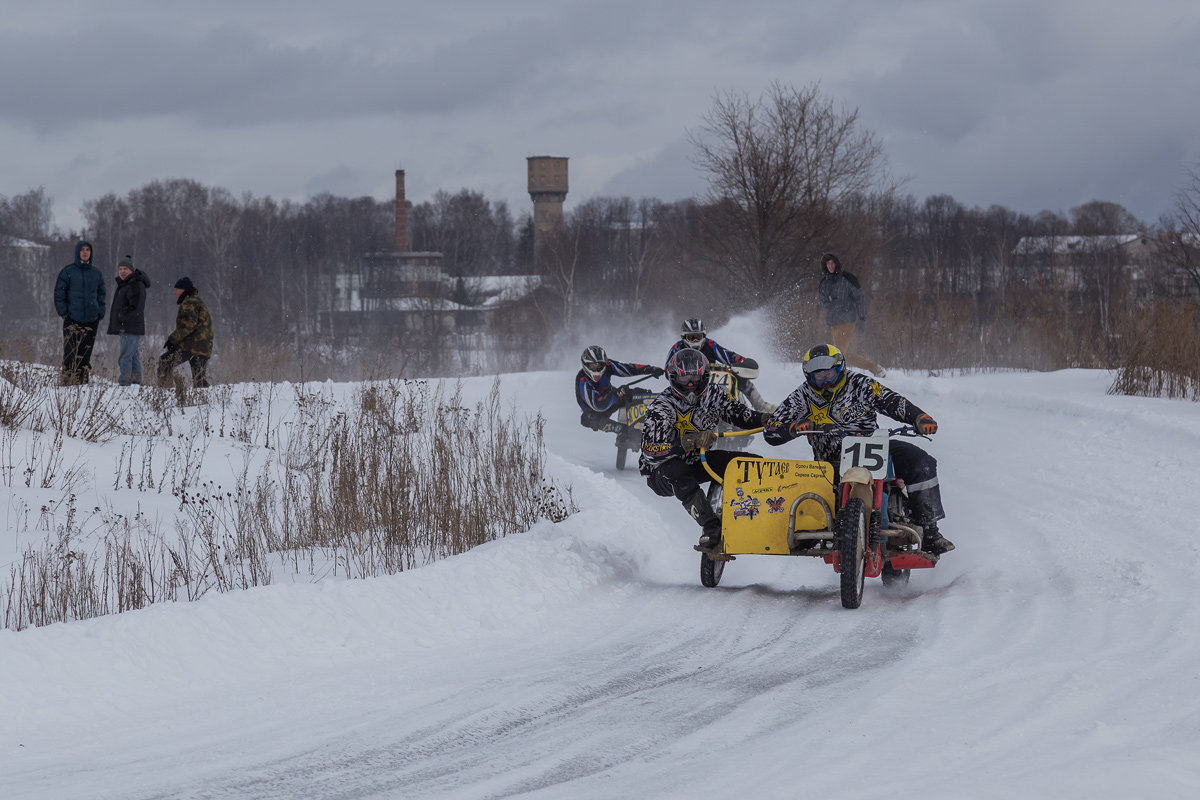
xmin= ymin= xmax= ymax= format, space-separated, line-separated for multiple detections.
xmin=3 ymin=352 xmax=1199 ymax=798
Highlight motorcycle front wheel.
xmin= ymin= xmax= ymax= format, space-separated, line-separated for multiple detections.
xmin=837 ymin=498 xmax=868 ymax=609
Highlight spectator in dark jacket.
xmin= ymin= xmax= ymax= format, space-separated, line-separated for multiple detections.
xmin=106 ymin=255 xmax=150 ymax=385
xmin=816 ymin=252 xmax=883 ymax=376
xmin=158 ymin=277 xmax=213 ymax=388
xmin=54 ymin=240 xmax=106 ymax=384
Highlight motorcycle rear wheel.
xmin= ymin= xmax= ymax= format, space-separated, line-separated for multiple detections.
xmin=881 ymin=561 xmax=911 ymax=587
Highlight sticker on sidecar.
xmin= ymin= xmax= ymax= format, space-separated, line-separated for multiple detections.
xmin=728 ymin=486 xmax=761 ymax=520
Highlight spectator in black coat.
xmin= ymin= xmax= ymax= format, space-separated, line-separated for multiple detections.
xmin=817 ymin=252 xmax=883 ymax=376
xmin=106 ymin=255 xmax=150 ymax=385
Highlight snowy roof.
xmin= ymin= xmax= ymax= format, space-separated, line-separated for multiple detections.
xmin=460 ymin=275 xmax=544 ymax=307
xmin=0 ymin=235 xmax=49 ymax=250
xmin=373 ymin=297 xmax=477 ymax=312
xmin=1012 ymin=234 xmax=1143 ymax=256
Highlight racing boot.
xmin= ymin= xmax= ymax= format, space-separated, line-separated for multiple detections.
xmin=921 ymin=522 xmax=955 ymax=555
xmin=697 ymin=519 xmax=723 ymax=550
xmin=744 ymin=383 xmax=777 ymax=414
xmin=682 ymin=487 xmax=722 ymax=549
xmin=602 ymin=421 xmax=641 ymax=449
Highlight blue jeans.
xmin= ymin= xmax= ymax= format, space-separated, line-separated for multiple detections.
xmin=118 ymin=333 xmax=143 ymax=385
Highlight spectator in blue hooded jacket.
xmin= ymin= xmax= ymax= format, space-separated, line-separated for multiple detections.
xmin=54 ymin=240 xmax=106 ymax=385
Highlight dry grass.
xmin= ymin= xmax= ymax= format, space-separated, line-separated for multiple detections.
xmin=1108 ymin=299 xmax=1200 ymax=400
xmin=1 ymin=373 xmax=575 ymax=630
xmin=770 ymin=284 xmax=1163 ymax=375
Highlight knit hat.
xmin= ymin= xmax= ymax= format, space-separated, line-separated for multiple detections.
xmin=174 ymin=276 xmax=194 ymax=290
xmin=117 ymin=255 xmax=134 ymax=269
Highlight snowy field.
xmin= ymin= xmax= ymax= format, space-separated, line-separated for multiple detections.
xmin=3 ymin=320 xmax=1200 ymax=799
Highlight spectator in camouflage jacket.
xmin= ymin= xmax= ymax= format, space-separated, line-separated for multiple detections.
xmin=157 ymin=276 xmax=213 ymax=388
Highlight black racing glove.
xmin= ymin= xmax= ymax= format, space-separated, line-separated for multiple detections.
xmin=650 ymin=367 xmax=665 ymax=378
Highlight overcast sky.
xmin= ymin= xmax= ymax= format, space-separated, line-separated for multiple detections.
xmin=5 ymin=0 xmax=1200 ymax=233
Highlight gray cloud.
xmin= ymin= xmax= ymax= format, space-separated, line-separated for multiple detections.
xmin=1 ymin=24 xmax=548 ymax=130
xmin=3 ymin=0 xmax=1199 ymax=231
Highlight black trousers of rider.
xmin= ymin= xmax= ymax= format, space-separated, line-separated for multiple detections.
xmin=62 ymin=317 xmax=99 ymax=385
xmin=580 ymin=408 xmax=618 ymax=431
xmin=649 ymin=450 xmax=763 ymax=503
xmin=887 ymin=440 xmax=945 ymax=524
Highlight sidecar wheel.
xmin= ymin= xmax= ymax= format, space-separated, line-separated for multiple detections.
xmin=700 ymin=551 xmax=724 ymax=587
xmin=700 ymin=482 xmax=725 ymax=588
xmin=837 ymin=498 xmax=868 ymax=609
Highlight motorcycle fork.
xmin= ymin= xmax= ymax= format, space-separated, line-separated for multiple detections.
xmin=837 ymin=479 xmax=886 ymax=576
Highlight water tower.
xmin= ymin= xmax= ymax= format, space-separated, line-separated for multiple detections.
xmin=527 ymin=156 xmax=568 ymax=269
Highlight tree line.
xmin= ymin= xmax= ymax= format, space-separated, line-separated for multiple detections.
xmin=2 ymin=81 xmax=1198 ymax=389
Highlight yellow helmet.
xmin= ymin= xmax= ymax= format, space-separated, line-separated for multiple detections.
xmin=802 ymin=344 xmax=846 ymax=393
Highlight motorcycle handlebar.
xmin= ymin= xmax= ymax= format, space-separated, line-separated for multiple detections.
xmin=798 ymin=424 xmax=927 ymax=439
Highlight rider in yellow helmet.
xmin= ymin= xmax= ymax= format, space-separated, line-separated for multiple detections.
xmin=763 ymin=344 xmax=954 ymax=554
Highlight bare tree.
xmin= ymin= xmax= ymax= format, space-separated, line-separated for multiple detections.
xmin=537 ymin=223 xmax=583 ymax=330
xmin=80 ymin=192 xmax=134 ymax=268
xmin=613 ymin=198 xmax=670 ymax=313
xmin=410 ymin=190 xmax=516 ymax=276
xmin=0 ymin=187 xmax=54 ymax=241
xmin=1069 ymin=200 xmax=1142 ymax=235
xmin=197 ymin=188 xmax=242 ymax=325
xmin=1157 ymin=166 xmax=1200 ymax=299
xmin=688 ymin=81 xmax=896 ymax=303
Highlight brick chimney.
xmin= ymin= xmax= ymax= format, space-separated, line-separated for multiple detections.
xmin=395 ymin=169 xmax=408 ymax=253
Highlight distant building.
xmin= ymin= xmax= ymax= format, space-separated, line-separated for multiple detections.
xmin=1 ymin=235 xmax=52 ymax=325
xmin=323 ymin=169 xmax=551 ymax=370
xmin=1012 ymin=234 xmax=1152 ymax=296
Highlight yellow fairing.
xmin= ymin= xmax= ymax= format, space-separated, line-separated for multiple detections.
xmin=719 ymin=457 xmax=837 ymax=555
